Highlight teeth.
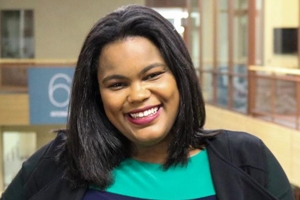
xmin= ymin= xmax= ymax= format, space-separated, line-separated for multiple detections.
xmin=129 ymin=107 xmax=159 ymax=119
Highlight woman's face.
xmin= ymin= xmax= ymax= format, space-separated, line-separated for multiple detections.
xmin=98 ymin=36 xmax=180 ymax=150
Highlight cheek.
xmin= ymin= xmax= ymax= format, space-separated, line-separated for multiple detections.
xmin=101 ymin=99 xmax=121 ymax=129
xmin=102 ymin=98 xmax=116 ymax=114
xmin=154 ymin=77 xmax=178 ymax=95
xmin=167 ymin=80 xmax=180 ymax=112
xmin=164 ymin=78 xmax=180 ymax=101
xmin=100 ymin=91 xmax=113 ymax=113
xmin=100 ymin=90 xmax=124 ymax=118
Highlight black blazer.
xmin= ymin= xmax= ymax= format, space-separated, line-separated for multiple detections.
xmin=1 ymin=130 xmax=294 ymax=200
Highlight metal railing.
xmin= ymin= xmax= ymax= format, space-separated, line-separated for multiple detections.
xmin=248 ymin=66 xmax=300 ymax=130
xmin=1 ymin=60 xmax=300 ymax=130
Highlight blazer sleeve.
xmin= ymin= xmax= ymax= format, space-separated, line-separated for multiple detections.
xmin=0 ymin=142 xmax=51 ymax=200
xmin=264 ymin=144 xmax=294 ymax=200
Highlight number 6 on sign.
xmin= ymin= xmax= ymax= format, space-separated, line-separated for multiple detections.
xmin=48 ymin=73 xmax=72 ymax=108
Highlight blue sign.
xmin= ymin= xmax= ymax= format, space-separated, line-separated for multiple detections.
xmin=28 ymin=67 xmax=75 ymax=124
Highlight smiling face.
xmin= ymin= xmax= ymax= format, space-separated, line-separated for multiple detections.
xmin=98 ymin=36 xmax=180 ymax=158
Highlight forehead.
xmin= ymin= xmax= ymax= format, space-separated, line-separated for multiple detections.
xmin=98 ymin=36 xmax=164 ymax=73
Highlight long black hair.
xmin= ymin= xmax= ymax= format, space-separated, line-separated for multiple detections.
xmin=59 ymin=4 xmax=212 ymax=189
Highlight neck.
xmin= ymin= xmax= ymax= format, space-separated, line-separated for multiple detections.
xmin=130 ymin=138 xmax=201 ymax=164
xmin=131 ymin=141 xmax=169 ymax=164
xmin=130 ymin=134 xmax=172 ymax=164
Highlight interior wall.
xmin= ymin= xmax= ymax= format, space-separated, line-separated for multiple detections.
xmin=205 ymin=104 xmax=300 ymax=187
xmin=264 ymin=0 xmax=299 ymax=68
xmin=0 ymin=0 xmax=145 ymax=59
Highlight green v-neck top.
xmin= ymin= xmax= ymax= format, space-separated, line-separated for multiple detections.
xmin=86 ymin=149 xmax=216 ymax=200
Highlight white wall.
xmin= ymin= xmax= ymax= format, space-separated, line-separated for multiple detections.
xmin=264 ymin=0 xmax=299 ymax=68
xmin=0 ymin=0 xmax=145 ymax=59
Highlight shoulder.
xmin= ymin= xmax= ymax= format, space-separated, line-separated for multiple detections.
xmin=23 ymin=131 xmax=66 ymax=179
xmin=206 ymin=130 xmax=294 ymax=199
xmin=206 ymin=130 xmax=269 ymax=186
xmin=216 ymin=129 xmax=260 ymax=140
xmin=209 ymin=129 xmax=264 ymax=149
xmin=26 ymin=131 xmax=65 ymax=164
xmin=206 ymin=129 xmax=267 ymax=169
xmin=24 ymin=131 xmax=67 ymax=198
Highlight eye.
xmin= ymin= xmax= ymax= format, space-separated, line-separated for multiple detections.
xmin=144 ymin=72 xmax=164 ymax=81
xmin=108 ymin=82 xmax=127 ymax=90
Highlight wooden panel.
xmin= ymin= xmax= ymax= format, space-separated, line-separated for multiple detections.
xmin=1 ymin=68 xmax=27 ymax=87
xmin=0 ymin=94 xmax=29 ymax=125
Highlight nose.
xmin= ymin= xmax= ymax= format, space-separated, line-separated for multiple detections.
xmin=127 ymin=82 xmax=151 ymax=103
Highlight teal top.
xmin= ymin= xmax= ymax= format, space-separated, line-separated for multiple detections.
xmin=88 ymin=149 xmax=216 ymax=200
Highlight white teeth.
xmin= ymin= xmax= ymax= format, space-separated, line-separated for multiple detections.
xmin=129 ymin=107 xmax=159 ymax=119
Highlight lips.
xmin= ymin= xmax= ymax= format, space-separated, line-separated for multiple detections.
xmin=126 ymin=106 xmax=161 ymax=125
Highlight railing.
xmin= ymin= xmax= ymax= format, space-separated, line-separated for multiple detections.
xmin=0 ymin=59 xmax=76 ymax=93
xmin=1 ymin=60 xmax=300 ymax=130
xmin=248 ymin=66 xmax=300 ymax=130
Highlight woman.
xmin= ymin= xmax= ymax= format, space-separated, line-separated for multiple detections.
xmin=1 ymin=5 xmax=293 ymax=200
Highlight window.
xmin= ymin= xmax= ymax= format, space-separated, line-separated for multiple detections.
xmin=2 ymin=132 xmax=37 ymax=189
xmin=1 ymin=10 xmax=34 ymax=58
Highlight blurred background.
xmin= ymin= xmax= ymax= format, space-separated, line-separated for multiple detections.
xmin=0 ymin=0 xmax=299 ymax=197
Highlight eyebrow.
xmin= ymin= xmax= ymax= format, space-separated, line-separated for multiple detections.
xmin=101 ymin=63 xmax=167 ymax=84
xmin=140 ymin=63 xmax=167 ymax=75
